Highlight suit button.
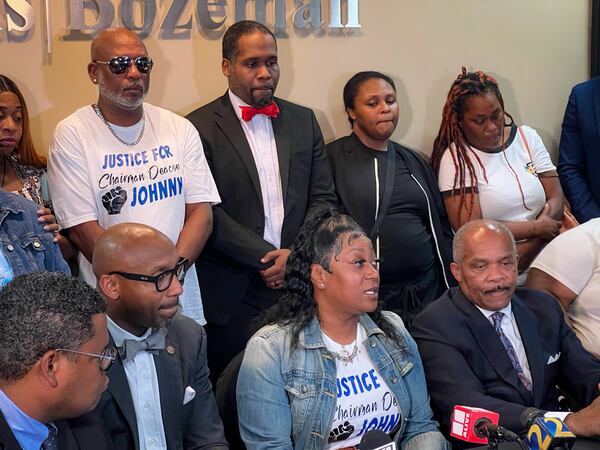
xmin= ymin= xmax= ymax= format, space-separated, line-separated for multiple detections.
xmin=6 ymin=245 xmax=13 ymax=252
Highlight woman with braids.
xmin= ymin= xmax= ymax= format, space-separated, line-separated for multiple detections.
xmin=237 ymin=209 xmax=448 ymax=450
xmin=326 ymin=71 xmax=454 ymax=329
xmin=431 ymin=68 xmax=563 ymax=275
xmin=0 ymin=74 xmax=74 ymax=260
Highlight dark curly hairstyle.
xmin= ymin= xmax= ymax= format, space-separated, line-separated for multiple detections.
xmin=0 ymin=272 xmax=106 ymax=381
xmin=222 ymin=20 xmax=277 ymax=62
xmin=263 ymin=208 xmax=403 ymax=348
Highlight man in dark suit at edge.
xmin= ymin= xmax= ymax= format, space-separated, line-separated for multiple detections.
xmin=0 ymin=272 xmax=113 ymax=450
xmin=412 ymin=219 xmax=600 ymax=438
xmin=91 ymin=223 xmax=227 ymax=449
xmin=186 ymin=20 xmax=336 ymax=382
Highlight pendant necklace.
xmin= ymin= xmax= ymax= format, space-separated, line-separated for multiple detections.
xmin=92 ymin=104 xmax=145 ymax=147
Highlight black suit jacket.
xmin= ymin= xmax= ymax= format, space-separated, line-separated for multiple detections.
xmin=0 ymin=411 xmax=113 ymax=450
xmin=412 ymin=287 xmax=600 ymax=434
xmin=326 ymin=134 xmax=454 ymax=287
xmin=93 ymin=315 xmax=228 ymax=450
xmin=186 ymin=93 xmax=336 ymax=324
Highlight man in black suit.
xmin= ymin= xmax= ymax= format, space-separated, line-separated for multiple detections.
xmin=412 ymin=219 xmax=600 ymax=437
xmin=0 ymin=272 xmax=113 ymax=450
xmin=91 ymin=223 xmax=227 ymax=449
xmin=186 ymin=20 xmax=336 ymax=381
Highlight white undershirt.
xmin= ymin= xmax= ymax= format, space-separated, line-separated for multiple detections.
xmin=228 ymin=89 xmax=284 ymax=248
xmin=108 ymin=317 xmax=167 ymax=450
xmin=323 ymin=324 xmax=400 ymax=449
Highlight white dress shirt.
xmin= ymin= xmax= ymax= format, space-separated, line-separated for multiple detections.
xmin=228 ymin=89 xmax=284 ymax=248
xmin=476 ymin=302 xmax=533 ymax=385
xmin=108 ymin=317 xmax=167 ymax=450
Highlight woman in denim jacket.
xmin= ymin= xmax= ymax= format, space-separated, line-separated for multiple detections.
xmin=0 ymin=189 xmax=69 ymax=287
xmin=237 ymin=210 xmax=448 ymax=450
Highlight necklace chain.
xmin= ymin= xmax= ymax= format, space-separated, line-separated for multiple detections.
xmin=328 ymin=343 xmax=359 ymax=365
xmin=92 ymin=104 xmax=145 ymax=147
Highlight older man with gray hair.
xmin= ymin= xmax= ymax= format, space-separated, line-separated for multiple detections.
xmin=412 ymin=219 xmax=600 ymax=439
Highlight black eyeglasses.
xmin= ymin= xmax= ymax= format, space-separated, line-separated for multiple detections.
xmin=56 ymin=346 xmax=117 ymax=372
xmin=109 ymin=257 xmax=188 ymax=292
xmin=93 ymin=56 xmax=154 ymax=75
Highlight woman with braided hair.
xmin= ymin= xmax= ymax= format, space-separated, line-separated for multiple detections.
xmin=236 ymin=209 xmax=448 ymax=450
xmin=431 ymin=68 xmax=563 ymax=275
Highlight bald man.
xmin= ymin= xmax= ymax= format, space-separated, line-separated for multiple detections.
xmin=91 ymin=223 xmax=227 ymax=450
xmin=48 ymin=28 xmax=220 ymax=326
xmin=412 ymin=220 xmax=600 ymax=440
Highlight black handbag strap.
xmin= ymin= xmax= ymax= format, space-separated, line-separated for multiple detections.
xmin=369 ymin=141 xmax=396 ymax=240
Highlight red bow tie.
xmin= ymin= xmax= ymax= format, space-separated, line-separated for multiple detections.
xmin=240 ymin=102 xmax=280 ymax=121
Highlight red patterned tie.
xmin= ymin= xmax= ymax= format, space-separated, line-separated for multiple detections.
xmin=240 ymin=102 xmax=280 ymax=121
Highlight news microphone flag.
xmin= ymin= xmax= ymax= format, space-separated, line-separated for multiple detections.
xmin=451 ymin=405 xmax=500 ymax=445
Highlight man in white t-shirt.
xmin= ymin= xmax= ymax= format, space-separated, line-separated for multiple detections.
xmin=48 ymin=28 xmax=220 ymax=325
xmin=527 ymin=219 xmax=600 ymax=358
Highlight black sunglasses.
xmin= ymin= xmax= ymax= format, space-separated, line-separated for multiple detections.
xmin=94 ymin=56 xmax=154 ymax=75
xmin=110 ymin=257 xmax=188 ymax=292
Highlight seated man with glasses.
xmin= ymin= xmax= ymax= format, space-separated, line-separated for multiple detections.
xmin=0 ymin=271 xmax=114 ymax=450
xmin=91 ymin=222 xmax=228 ymax=450
xmin=47 ymin=27 xmax=220 ymax=327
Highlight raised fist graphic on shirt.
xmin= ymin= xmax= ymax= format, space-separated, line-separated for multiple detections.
xmin=329 ymin=421 xmax=354 ymax=442
xmin=102 ymin=186 xmax=128 ymax=215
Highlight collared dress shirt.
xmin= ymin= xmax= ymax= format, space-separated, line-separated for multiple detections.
xmin=108 ymin=317 xmax=167 ymax=450
xmin=0 ymin=388 xmax=48 ymax=450
xmin=228 ymin=89 xmax=284 ymax=249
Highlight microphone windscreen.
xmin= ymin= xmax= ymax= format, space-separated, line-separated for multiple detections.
xmin=359 ymin=429 xmax=393 ymax=450
xmin=520 ymin=407 xmax=544 ymax=429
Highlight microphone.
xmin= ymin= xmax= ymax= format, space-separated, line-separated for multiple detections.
xmin=520 ymin=408 xmax=576 ymax=450
xmin=451 ymin=405 xmax=520 ymax=445
xmin=359 ymin=429 xmax=396 ymax=450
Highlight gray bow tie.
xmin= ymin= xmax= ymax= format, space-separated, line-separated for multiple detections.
xmin=119 ymin=328 xmax=166 ymax=360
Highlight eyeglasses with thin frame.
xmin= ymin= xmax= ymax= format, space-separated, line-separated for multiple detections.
xmin=93 ymin=56 xmax=153 ymax=75
xmin=55 ymin=346 xmax=117 ymax=372
xmin=109 ymin=257 xmax=188 ymax=292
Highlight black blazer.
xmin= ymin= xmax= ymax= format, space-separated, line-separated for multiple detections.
xmin=412 ymin=287 xmax=600 ymax=434
xmin=0 ymin=411 xmax=113 ymax=450
xmin=93 ymin=315 xmax=228 ymax=450
xmin=326 ymin=134 xmax=454 ymax=287
xmin=186 ymin=93 xmax=336 ymax=324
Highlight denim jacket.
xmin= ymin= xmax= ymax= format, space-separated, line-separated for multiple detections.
xmin=0 ymin=189 xmax=69 ymax=284
xmin=237 ymin=311 xmax=449 ymax=450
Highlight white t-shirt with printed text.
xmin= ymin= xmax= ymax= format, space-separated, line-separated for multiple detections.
xmin=323 ymin=324 xmax=400 ymax=449
xmin=48 ymin=103 xmax=221 ymax=324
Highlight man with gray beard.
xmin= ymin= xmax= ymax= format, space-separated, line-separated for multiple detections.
xmin=48 ymin=28 xmax=220 ymax=326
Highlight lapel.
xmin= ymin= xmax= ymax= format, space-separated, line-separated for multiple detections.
xmin=214 ymin=93 xmax=263 ymax=205
xmin=154 ymin=331 xmax=184 ymax=447
xmin=594 ymin=82 xmax=600 ymax=136
xmin=512 ymin=295 xmax=545 ymax=407
xmin=56 ymin=420 xmax=78 ymax=450
xmin=451 ymin=289 xmax=532 ymax=403
xmin=106 ymin=336 xmax=140 ymax=450
xmin=0 ymin=412 xmax=20 ymax=450
xmin=345 ymin=135 xmax=377 ymax=230
xmin=271 ymin=100 xmax=291 ymax=205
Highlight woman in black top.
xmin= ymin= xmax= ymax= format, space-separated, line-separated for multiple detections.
xmin=326 ymin=71 xmax=454 ymax=328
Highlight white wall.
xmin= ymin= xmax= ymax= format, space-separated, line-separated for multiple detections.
xmin=0 ymin=0 xmax=590 ymax=160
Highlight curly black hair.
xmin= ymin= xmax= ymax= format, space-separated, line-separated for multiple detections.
xmin=0 ymin=272 xmax=106 ymax=381
xmin=263 ymin=208 xmax=403 ymax=348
